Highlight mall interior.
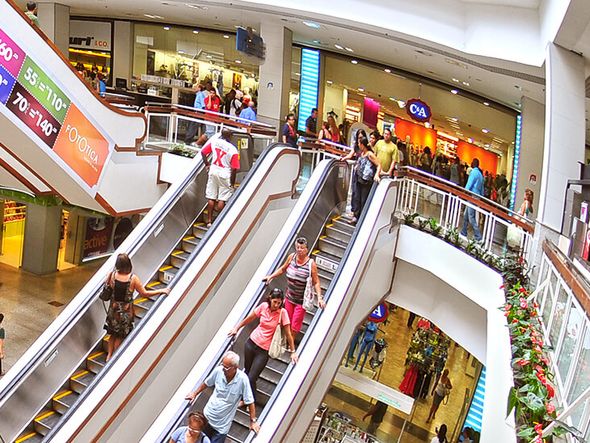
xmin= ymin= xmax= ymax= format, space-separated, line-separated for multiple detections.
xmin=0 ymin=0 xmax=589 ymax=442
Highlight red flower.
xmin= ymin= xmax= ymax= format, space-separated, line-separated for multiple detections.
xmin=546 ymin=383 xmax=555 ymax=399
xmin=532 ymin=436 xmax=543 ymax=443
xmin=546 ymin=402 xmax=556 ymax=414
xmin=519 ymin=297 xmax=528 ymax=309
xmin=517 ymin=359 xmax=530 ymax=367
xmin=534 ymin=422 xmax=544 ymax=435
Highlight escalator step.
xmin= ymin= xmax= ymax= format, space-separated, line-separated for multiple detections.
xmin=70 ymin=370 xmax=95 ymax=394
xmin=134 ymin=297 xmax=155 ymax=319
xmin=193 ymin=224 xmax=209 ymax=239
xmin=87 ymin=351 xmax=107 ymax=374
xmin=330 ymin=217 xmax=355 ymax=234
xmin=260 ymin=366 xmax=281 ymax=385
xmin=170 ymin=249 xmax=190 ymax=268
xmin=233 ymin=408 xmax=252 ymax=428
xmin=158 ymin=265 xmax=178 ymax=284
xmin=325 ymin=224 xmax=353 ymax=243
xmin=227 ymin=421 xmax=250 ymax=443
xmin=312 ymin=250 xmax=340 ymax=273
xmin=182 ymin=236 xmax=199 ymax=253
xmin=266 ymin=358 xmax=288 ymax=374
xmin=146 ymin=280 xmax=167 ymax=296
xmin=34 ymin=410 xmax=60 ymax=436
xmin=15 ymin=431 xmax=43 ymax=443
xmin=318 ymin=236 xmax=347 ymax=259
xmin=52 ymin=389 xmax=78 ymax=414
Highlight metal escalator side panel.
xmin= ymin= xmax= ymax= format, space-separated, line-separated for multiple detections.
xmin=254 ymin=180 xmax=401 ymax=443
xmin=140 ymin=159 xmax=350 ymax=443
xmin=48 ymin=147 xmax=302 ymax=442
xmin=0 ymin=153 xmax=207 ymax=441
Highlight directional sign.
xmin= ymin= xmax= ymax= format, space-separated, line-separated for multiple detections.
xmin=368 ymin=302 xmax=389 ymax=323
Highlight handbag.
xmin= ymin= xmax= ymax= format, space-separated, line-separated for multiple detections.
xmin=302 ymin=260 xmax=316 ymax=312
xmin=99 ymin=272 xmax=114 ymax=301
xmin=356 ymin=155 xmax=375 ymax=184
xmin=507 ymin=224 xmax=524 ymax=249
xmin=268 ymin=323 xmax=284 ymax=359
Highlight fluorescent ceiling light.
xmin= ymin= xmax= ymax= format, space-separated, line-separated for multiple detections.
xmin=452 ymin=78 xmax=459 ymax=83
xmin=144 ymin=14 xmax=164 ymax=19
xmin=424 ymin=122 xmax=431 ymax=128
xmin=345 ymin=47 xmax=354 ymax=52
xmin=193 ymin=30 xmax=199 ymax=34
xmin=351 ymin=60 xmax=358 ymax=64
xmin=185 ymin=3 xmax=208 ymax=9
xmin=357 ymin=87 xmax=364 ymax=92
xmin=326 ymin=80 xmax=333 ymax=84
xmin=303 ymin=21 xmax=321 ymax=29
xmin=482 ymin=128 xmax=489 ymax=133
xmin=384 ymin=68 xmax=391 ymax=73
xmin=223 ymin=34 xmax=230 ymax=39
xmin=483 ymin=102 xmax=490 ymax=106
xmin=397 ymin=100 xmax=406 ymax=108
xmin=235 ymin=60 xmax=242 ymax=64
xmin=163 ymin=26 xmax=170 ymax=31
xmin=334 ymin=44 xmax=344 ymax=50
xmin=451 ymin=89 xmax=458 ymax=94
xmin=462 ymin=81 xmax=470 ymax=86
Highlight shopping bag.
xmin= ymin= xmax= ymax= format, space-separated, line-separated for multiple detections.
xmin=268 ymin=324 xmax=284 ymax=359
xmin=507 ymin=224 xmax=524 ymax=249
xmin=302 ymin=260 xmax=315 ymax=312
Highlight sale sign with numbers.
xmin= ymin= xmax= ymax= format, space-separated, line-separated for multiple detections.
xmin=0 ymin=22 xmax=116 ymax=195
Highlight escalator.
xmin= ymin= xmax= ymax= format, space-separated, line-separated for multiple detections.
xmin=142 ymin=177 xmax=400 ymax=443
xmin=41 ymin=159 xmax=348 ymax=442
xmin=0 ymin=143 xmax=301 ymax=443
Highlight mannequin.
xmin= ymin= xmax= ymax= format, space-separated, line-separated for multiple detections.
xmin=353 ymin=322 xmax=378 ymax=372
xmin=345 ymin=324 xmax=365 ymax=367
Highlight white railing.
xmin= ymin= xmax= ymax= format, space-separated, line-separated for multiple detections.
xmin=536 ymin=242 xmax=590 ymax=441
xmin=397 ymin=167 xmax=534 ymax=261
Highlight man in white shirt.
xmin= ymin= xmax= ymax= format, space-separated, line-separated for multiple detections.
xmin=186 ymin=351 xmax=259 ymax=442
xmin=200 ymin=129 xmax=240 ymax=227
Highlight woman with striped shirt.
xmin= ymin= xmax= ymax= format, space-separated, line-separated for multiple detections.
xmin=263 ymin=237 xmax=325 ymax=335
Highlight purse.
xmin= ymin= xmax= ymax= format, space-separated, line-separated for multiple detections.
xmin=268 ymin=323 xmax=284 ymax=359
xmin=302 ymin=260 xmax=316 ymax=312
xmin=99 ymin=272 xmax=114 ymax=301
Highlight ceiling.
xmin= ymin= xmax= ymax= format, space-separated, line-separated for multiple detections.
xmin=461 ymin=0 xmax=540 ymax=6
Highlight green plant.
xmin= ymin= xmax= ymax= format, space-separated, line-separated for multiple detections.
xmin=444 ymin=227 xmax=460 ymax=246
xmin=417 ymin=217 xmax=429 ymax=231
xmin=169 ymin=143 xmax=197 ymax=158
xmin=502 ymin=251 xmax=530 ymax=291
xmin=402 ymin=211 xmax=419 ymax=226
xmin=428 ymin=218 xmax=443 ymax=237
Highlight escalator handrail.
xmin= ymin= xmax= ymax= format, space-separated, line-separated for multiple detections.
xmin=246 ymin=180 xmax=396 ymax=442
xmin=0 ymin=153 xmax=205 ymax=401
xmin=41 ymin=142 xmax=299 ymax=439
xmin=150 ymin=158 xmax=346 ymax=442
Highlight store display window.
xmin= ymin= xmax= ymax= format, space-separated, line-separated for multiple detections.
xmin=68 ymin=19 xmax=113 ymax=87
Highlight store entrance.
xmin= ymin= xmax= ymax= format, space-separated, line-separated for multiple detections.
xmin=57 ymin=210 xmax=75 ymax=271
xmin=309 ymin=306 xmax=482 ymax=443
xmin=0 ymin=200 xmax=26 ymax=268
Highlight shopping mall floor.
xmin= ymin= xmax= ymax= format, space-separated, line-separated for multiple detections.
xmin=0 ymin=260 xmax=104 ymax=372
xmin=321 ymin=307 xmax=477 ymax=443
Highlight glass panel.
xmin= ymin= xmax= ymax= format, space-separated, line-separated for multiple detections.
xmin=549 ymin=286 xmax=569 ymax=347
xmin=542 ymin=284 xmax=555 ymax=329
xmin=557 ymin=303 xmax=583 ymax=385
xmin=569 ymin=327 xmax=590 ymax=429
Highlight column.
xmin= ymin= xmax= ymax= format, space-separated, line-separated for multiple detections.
xmin=37 ymin=2 xmax=70 ymax=57
xmin=538 ymin=43 xmax=585 ymax=231
xmin=113 ymin=21 xmax=134 ymax=86
xmin=257 ymin=22 xmax=292 ymax=129
xmin=22 ymin=203 xmax=61 ymax=274
xmin=516 ymin=97 xmax=545 ymax=211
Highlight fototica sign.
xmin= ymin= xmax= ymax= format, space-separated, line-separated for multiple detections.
xmin=406 ymin=98 xmax=432 ymax=123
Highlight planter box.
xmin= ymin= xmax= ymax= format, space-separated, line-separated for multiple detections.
xmin=159 ymin=152 xmax=196 ymax=184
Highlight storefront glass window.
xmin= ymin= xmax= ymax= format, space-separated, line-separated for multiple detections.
xmin=568 ymin=327 xmax=590 ymax=428
xmin=542 ymin=284 xmax=555 ymax=329
xmin=132 ymin=24 xmax=259 ymax=103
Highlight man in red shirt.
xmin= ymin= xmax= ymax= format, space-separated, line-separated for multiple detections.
xmin=201 ymin=129 xmax=240 ymax=226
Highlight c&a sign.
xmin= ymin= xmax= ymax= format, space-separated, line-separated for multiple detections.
xmin=406 ymin=98 xmax=432 ymax=123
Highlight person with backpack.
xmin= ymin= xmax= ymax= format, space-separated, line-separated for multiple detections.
xmin=351 ymin=136 xmax=381 ymax=224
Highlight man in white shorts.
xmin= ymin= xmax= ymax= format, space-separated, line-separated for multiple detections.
xmin=201 ymin=128 xmax=240 ymax=227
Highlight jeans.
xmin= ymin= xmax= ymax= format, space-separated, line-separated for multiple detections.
xmin=353 ymin=181 xmax=373 ymax=218
xmin=244 ymin=338 xmax=269 ymax=402
xmin=350 ymin=171 xmax=359 ymax=214
xmin=353 ymin=338 xmax=374 ymax=372
xmin=460 ymin=207 xmax=482 ymax=241
xmin=345 ymin=328 xmax=363 ymax=367
xmin=204 ymin=423 xmax=227 ymax=443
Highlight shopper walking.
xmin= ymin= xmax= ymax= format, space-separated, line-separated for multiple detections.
xmin=186 ymin=351 xmax=259 ymax=442
xmin=201 ymin=129 xmax=240 ymax=227
xmin=282 ymin=113 xmax=298 ymax=148
xmin=430 ymin=423 xmax=449 ymax=443
xmin=169 ymin=411 xmax=211 ymax=443
xmin=229 ymin=288 xmax=297 ymax=401
xmin=363 ymin=400 xmax=388 ymax=435
xmin=374 ymin=128 xmax=398 ymax=177
xmin=0 ymin=313 xmax=5 ymax=376
xmin=185 ymin=83 xmax=207 ymax=145
xmin=450 ymin=156 xmax=462 ymax=186
xmin=263 ymin=237 xmax=325 ymax=338
xmin=351 ymin=136 xmax=381 ymax=223
xmin=327 ymin=115 xmax=341 ymax=143
xmin=104 ymin=253 xmax=170 ymax=362
xmin=460 ymin=158 xmax=484 ymax=241
xmin=24 ymin=2 xmax=39 ymax=27
xmin=427 ymin=370 xmax=452 ymax=422
xmin=305 ymin=108 xmax=318 ymax=137
xmin=419 ymin=147 xmax=433 ymax=173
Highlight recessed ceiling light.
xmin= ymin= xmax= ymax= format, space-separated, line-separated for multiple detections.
xmin=144 ymin=14 xmax=164 ymax=19
xmin=185 ymin=3 xmax=208 ymax=10
xmin=163 ymin=26 xmax=170 ymax=31
xmin=452 ymin=78 xmax=459 ymax=83
xmin=468 ymin=138 xmax=473 ymax=143
xmin=358 ymin=87 xmax=364 ymax=92
xmin=351 ymin=60 xmax=358 ymax=64
xmin=483 ymin=102 xmax=490 ymax=106
xmin=326 ymin=80 xmax=333 ymax=85
xmin=482 ymin=128 xmax=489 ymax=133
xmin=450 ymin=117 xmax=458 ymax=122
xmin=193 ymin=29 xmax=199 ymax=34
xmin=424 ymin=122 xmax=431 ymax=128
xmin=312 ymin=39 xmax=320 ymax=44
xmin=451 ymin=89 xmax=458 ymax=94
xmin=389 ymin=97 xmax=396 ymax=101
xmin=223 ymin=34 xmax=230 ymax=39
xmin=345 ymin=47 xmax=354 ymax=52
xmin=303 ymin=20 xmax=321 ymax=29
xmin=334 ymin=44 xmax=344 ymax=50
xmin=206 ymin=55 xmax=212 ymax=59
xmin=235 ymin=60 xmax=242 ymax=64
xmin=384 ymin=68 xmax=391 ymax=73
xmin=295 ymin=72 xmax=300 ymax=76
xmin=462 ymin=81 xmax=470 ymax=86
xmin=398 ymin=100 xmax=406 ymax=108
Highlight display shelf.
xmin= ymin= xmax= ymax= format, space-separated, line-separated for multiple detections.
xmin=317 ymin=410 xmax=381 ymax=443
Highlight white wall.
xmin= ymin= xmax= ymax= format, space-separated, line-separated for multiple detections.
xmin=113 ymin=21 xmax=133 ymax=84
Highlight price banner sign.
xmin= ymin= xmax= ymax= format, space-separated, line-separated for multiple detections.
xmin=7 ymin=82 xmax=61 ymax=147
xmin=0 ymin=64 xmax=16 ymax=104
xmin=0 ymin=29 xmax=25 ymax=77
xmin=18 ymin=56 xmax=71 ymax=123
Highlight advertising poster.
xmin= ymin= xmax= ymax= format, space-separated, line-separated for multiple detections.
xmin=83 ymin=217 xmax=114 ymax=259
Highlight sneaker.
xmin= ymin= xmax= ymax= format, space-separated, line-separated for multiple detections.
xmin=349 ymin=217 xmax=358 ymax=225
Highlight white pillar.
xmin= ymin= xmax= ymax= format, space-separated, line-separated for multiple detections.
xmin=113 ymin=21 xmax=133 ymax=86
xmin=538 ymin=43 xmax=585 ymax=231
xmin=517 ymin=96 xmax=545 ymax=211
xmin=257 ymin=22 xmax=292 ymax=129
xmin=37 ymin=2 xmax=70 ymax=57
xmin=22 ymin=203 xmax=61 ymax=274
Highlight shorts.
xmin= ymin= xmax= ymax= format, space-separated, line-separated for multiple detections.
xmin=205 ymin=124 xmax=216 ymax=137
xmin=206 ymin=171 xmax=234 ymax=201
